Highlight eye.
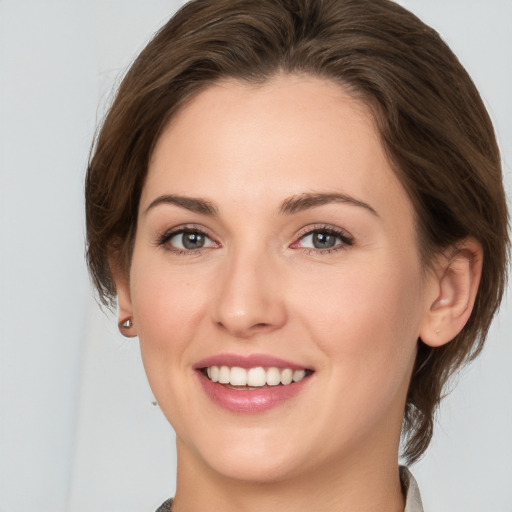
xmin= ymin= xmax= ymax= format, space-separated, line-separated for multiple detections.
xmin=294 ymin=226 xmax=354 ymax=252
xmin=301 ymin=231 xmax=338 ymax=249
xmin=159 ymin=227 xmax=218 ymax=253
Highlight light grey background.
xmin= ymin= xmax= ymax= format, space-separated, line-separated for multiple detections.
xmin=0 ymin=1 xmax=510 ymax=511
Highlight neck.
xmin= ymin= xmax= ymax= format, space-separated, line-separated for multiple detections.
xmin=171 ymin=439 xmax=405 ymax=512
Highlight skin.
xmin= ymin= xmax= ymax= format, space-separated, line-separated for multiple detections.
xmin=114 ymin=74 xmax=482 ymax=512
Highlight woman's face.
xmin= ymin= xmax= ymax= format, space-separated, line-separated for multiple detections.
xmin=124 ymin=75 xmax=438 ymax=483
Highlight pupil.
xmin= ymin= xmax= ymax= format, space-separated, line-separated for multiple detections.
xmin=183 ymin=232 xmax=204 ymax=249
xmin=313 ymin=232 xmax=336 ymax=249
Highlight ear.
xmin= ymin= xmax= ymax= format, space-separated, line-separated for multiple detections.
xmin=109 ymin=252 xmax=137 ymax=337
xmin=419 ymin=238 xmax=483 ymax=348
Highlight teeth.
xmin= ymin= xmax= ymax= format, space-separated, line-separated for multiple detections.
xmin=218 ymin=366 xmax=230 ymax=384
xmin=247 ymin=367 xmax=266 ymax=387
xmin=204 ymin=366 xmax=309 ymax=387
xmin=210 ymin=366 xmax=219 ymax=383
xmin=292 ymin=369 xmax=306 ymax=382
xmin=281 ymin=368 xmax=293 ymax=385
xmin=230 ymin=367 xmax=247 ymax=386
xmin=266 ymin=367 xmax=281 ymax=386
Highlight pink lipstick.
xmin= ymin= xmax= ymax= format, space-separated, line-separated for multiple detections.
xmin=195 ymin=353 xmax=313 ymax=413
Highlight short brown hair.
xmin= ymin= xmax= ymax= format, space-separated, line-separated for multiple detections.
xmin=85 ymin=0 xmax=509 ymax=463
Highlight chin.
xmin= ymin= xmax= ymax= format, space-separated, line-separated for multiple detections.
xmin=177 ymin=423 xmax=312 ymax=485
xmin=204 ymin=449 xmax=303 ymax=484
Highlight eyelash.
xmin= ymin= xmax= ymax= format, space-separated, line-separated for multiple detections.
xmin=156 ymin=224 xmax=354 ymax=256
xmin=292 ymin=224 xmax=355 ymax=255
xmin=156 ymin=224 xmax=218 ymax=256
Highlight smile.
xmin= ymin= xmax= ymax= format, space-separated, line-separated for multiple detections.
xmin=204 ymin=366 xmax=308 ymax=387
xmin=195 ymin=354 xmax=314 ymax=413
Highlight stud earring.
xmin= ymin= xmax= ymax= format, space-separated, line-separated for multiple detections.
xmin=118 ymin=317 xmax=134 ymax=336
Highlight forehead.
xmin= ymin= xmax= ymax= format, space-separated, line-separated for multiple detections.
xmin=143 ymin=74 xmax=413 ymax=230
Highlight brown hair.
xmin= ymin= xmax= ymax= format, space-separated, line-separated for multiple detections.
xmin=85 ymin=0 xmax=509 ymax=463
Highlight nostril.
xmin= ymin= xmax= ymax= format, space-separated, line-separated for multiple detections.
xmin=215 ymin=319 xmax=273 ymax=338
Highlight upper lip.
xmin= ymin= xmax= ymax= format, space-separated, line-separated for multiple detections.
xmin=194 ymin=353 xmax=311 ymax=371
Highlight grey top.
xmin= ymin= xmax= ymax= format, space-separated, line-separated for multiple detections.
xmin=155 ymin=498 xmax=173 ymax=512
xmin=155 ymin=466 xmax=423 ymax=512
xmin=401 ymin=466 xmax=424 ymax=512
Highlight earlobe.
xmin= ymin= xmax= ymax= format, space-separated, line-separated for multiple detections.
xmin=419 ymin=239 xmax=483 ymax=348
xmin=109 ymin=252 xmax=137 ymax=337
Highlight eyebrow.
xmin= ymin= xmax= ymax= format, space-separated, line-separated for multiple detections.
xmin=144 ymin=191 xmax=378 ymax=217
xmin=279 ymin=192 xmax=378 ymax=216
xmin=145 ymin=194 xmax=218 ymax=216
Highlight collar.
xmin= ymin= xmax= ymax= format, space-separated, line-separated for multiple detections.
xmin=401 ymin=466 xmax=424 ymax=512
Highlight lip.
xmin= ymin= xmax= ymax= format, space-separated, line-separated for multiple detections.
xmin=194 ymin=353 xmax=313 ymax=414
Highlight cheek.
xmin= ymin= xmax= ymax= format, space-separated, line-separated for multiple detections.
xmin=129 ymin=255 xmax=215 ymax=424
xmin=129 ymin=255 xmax=211 ymax=364
xmin=292 ymin=255 xmax=425 ymax=378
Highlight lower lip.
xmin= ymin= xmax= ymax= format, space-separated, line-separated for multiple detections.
xmin=197 ymin=371 xmax=310 ymax=413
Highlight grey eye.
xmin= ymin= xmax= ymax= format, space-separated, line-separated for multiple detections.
xmin=311 ymin=232 xmax=337 ymax=249
xmin=169 ymin=231 xmax=215 ymax=250
xmin=300 ymin=231 xmax=342 ymax=250
xmin=182 ymin=232 xmax=205 ymax=249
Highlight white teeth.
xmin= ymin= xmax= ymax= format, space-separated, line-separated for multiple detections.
xmin=204 ymin=365 xmax=309 ymax=387
xmin=281 ymin=368 xmax=293 ymax=385
xmin=210 ymin=365 xmax=219 ymax=383
xmin=247 ymin=367 xmax=266 ymax=387
xmin=266 ymin=367 xmax=281 ymax=386
xmin=218 ymin=366 xmax=230 ymax=384
xmin=292 ymin=369 xmax=306 ymax=382
xmin=230 ymin=367 xmax=247 ymax=386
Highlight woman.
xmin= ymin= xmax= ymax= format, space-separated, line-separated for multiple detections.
xmin=85 ymin=0 xmax=508 ymax=510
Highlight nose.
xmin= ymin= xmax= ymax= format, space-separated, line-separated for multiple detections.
xmin=212 ymin=248 xmax=287 ymax=339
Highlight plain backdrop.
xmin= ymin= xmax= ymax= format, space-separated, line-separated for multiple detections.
xmin=0 ymin=1 xmax=511 ymax=511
